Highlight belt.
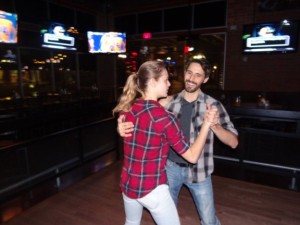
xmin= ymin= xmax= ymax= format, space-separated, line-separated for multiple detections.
xmin=173 ymin=161 xmax=193 ymax=167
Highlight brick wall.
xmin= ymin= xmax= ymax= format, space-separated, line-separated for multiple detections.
xmin=225 ymin=0 xmax=300 ymax=92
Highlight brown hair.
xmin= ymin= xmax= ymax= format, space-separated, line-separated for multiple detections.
xmin=112 ymin=60 xmax=166 ymax=115
xmin=185 ymin=58 xmax=212 ymax=78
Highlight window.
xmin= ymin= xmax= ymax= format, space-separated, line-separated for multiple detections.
xmin=194 ymin=1 xmax=226 ymax=28
xmin=138 ymin=11 xmax=162 ymax=33
xmin=0 ymin=0 xmax=15 ymax=12
xmin=53 ymin=52 xmax=77 ymax=94
xmin=78 ymin=54 xmax=97 ymax=93
xmin=164 ymin=6 xmax=191 ymax=31
xmin=49 ymin=3 xmax=75 ymax=25
xmin=0 ymin=47 xmax=19 ymax=98
xmin=20 ymin=49 xmax=52 ymax=97
xmin=15 ymin=0 xmax=48 ymax=23
xmin=19 ymin=30 xmax=41 ymax=48
xmin=121 ymin=33 xmax=226 ymax=91
xmin=76 ymin=10 xmax=96 ymax=34
xmin=114 ymin=15 xmax=136 ymax=35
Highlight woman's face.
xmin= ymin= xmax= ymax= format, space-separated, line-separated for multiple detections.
xmin=154 ymin=68 xmax=170 ymax=98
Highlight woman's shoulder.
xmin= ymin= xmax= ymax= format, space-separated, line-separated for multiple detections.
xmin=147 ymin=101 xmax=175 ymax=121
xmin=158 ymin=95 xmax=173 ymax=107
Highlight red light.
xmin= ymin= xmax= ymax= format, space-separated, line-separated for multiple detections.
xmin=131 ymin=52 xmax=138 ymax=57
xmin=184 ymin=46 xmax=190 ymax=53
xmin=143 ymin=32 xmax=152 ymax=39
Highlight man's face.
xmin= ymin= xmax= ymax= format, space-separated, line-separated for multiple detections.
xmin=184 ymin=62 xmax=209 ymax=93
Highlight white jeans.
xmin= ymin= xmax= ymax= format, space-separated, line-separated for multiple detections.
xmin=122 ymin=184 xmax=181 ymax=225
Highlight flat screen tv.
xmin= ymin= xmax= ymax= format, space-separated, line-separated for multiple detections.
xmin=242 ymin=20 xmax=299 ymax=54
xmin=40 ymin=22 xmax=78 ymax=50
xmin=0 ymin=10 xmax=18 ymax=44
xmin=87 ymin=31 xmax=126 ymax=53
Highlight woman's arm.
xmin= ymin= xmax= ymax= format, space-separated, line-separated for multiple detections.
xmin=158 ymin=95 xmax=172 ymax=107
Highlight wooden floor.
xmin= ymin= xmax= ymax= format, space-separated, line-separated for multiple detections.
xmin=4 ymin=161 xmax=300 ymax=225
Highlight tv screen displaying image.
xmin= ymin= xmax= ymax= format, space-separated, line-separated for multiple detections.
xmin=87 ymin=31 xmax=126 ymax=53
xmin=242 ymin=20 xmax=299 ymax=54
xmin=0 ymin=10 xmax=18 ymax=44
xmin=40 ymin=22 xmax=78 ymax=50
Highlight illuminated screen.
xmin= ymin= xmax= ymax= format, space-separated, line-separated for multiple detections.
xmin=0 ymin=10 xmax=18 ymax=44
xmin=87 ymin=31 xmax=126 ymax=53
xmin=242 ymin=20 xmax=299 ymax=54
xmin=40 ymin=22 xmax=78 ymax=50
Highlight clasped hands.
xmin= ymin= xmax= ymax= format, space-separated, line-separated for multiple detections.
xmin=117 ymin=104 xmax=219 ymax=137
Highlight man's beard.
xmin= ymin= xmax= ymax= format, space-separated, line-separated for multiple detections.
xmin=184 ymin=80 xmax=201 ymax=93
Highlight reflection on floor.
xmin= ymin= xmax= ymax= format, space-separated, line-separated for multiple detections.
xmin=3 ymin=161 xmax=300 ymax=225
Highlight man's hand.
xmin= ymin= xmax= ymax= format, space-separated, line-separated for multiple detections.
xmin=117 ymin=115 xmax=134 ymax=137
xmin=204 ymin=104 xmax=219 ymax=127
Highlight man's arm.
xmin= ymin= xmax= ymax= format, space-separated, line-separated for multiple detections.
xmin=210 ymin=102 xmax=239 ymax=149
xmin=210 ymin=124 xmax=238 ymax=149
xmin=117 ymin=114 xmax=134 ymax=137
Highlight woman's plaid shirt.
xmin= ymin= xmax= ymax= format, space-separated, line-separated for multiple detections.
xmin=121 ymin=99 xmax=190 ymax=198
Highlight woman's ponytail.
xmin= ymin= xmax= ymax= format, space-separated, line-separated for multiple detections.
xmin=112 ymin=72 xmax=142 ymax=115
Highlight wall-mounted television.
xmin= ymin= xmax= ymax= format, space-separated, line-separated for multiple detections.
xmin=0 ymin=10 xmax=18 ymax=44
xmin=87 ymin=31 xmax=126 ymax=53
xmin=40 ymin=22 xmax=78 ymax=51
xmin=242 ymin=20 xmax=299 ymax=54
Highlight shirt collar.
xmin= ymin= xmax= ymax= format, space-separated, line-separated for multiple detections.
xmin=175 ymin=89 xmax=206 ymax=104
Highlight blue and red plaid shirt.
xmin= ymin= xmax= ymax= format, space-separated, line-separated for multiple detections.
xmin=121 ymin=99 xmax=190 ymax=198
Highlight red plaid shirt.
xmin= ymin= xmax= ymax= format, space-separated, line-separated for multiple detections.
xmin=121 ymin=99 xmax=189 ymax=198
